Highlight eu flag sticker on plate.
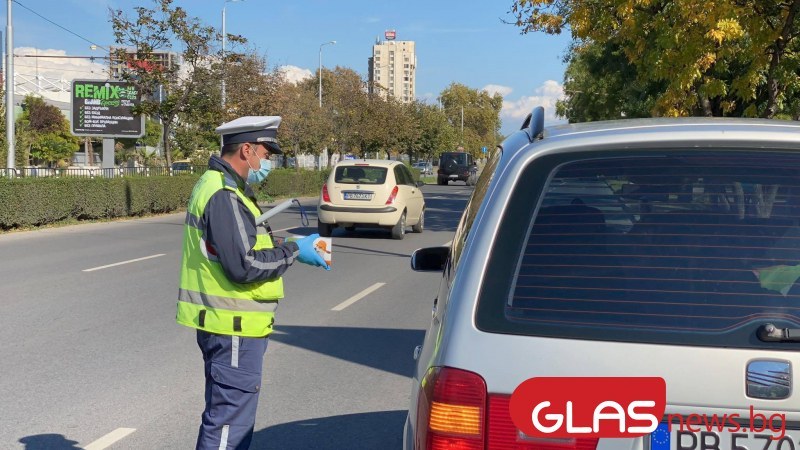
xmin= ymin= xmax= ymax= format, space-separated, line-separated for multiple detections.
xmin=651 ymin=423 xmax=671 ymax=450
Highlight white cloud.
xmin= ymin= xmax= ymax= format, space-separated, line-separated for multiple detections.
xmin=482 ymin=84 xmax=513 ymax=98
xmin=278 ymin=65 xmax=313 ymax=84
xmin=14 ymin=47 xmax=107 ymax=81
xmin=11 ymin=47 xmax=107 ymax=104
xmin=500 ymin=80 xmax=565 ymax=130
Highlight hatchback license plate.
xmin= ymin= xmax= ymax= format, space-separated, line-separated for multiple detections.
xmin=650 ymin=426 xmax=798 ymax=450
xmin=343 ymin=192 xmax=373 ymax=200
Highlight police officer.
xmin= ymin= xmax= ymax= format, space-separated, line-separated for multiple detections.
xmin=177 ymin=116 xmax=329 ymax=450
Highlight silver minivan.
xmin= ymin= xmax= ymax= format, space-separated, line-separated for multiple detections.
xmin=405 ymin=109 xmax=800 ymax=450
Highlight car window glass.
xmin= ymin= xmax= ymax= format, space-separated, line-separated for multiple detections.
xmin=485 ymin=151 xmax=800 ymax=349
xmin=451 ymin=147 xmax=501 ymax=267
xmin=334 ymin=166 xmax=387 ymax=184
xmin=401 ymin=166 xmax=415 ymax=186
xmin=393 ymin=166 xmax=406 ymax=185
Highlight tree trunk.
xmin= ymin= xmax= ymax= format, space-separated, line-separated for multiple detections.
xmin=163 ymin=121 xmax=172 ymax=167
xmin=762 ymin=0 xmax=800 ymax=119
xmin=700 ymin=96 xmax=713 ymax=117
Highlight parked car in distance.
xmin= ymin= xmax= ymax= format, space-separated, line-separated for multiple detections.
xmin=412 ymin=161 xmax=433 ymax=176
xmin=318 ymin=159 xmax=425 ymax=239
xmin=405 ymin=108 xmax=800 ymax=450
xmin=437 ymin=151 xmax=477 ymax=185
xmin=171 ymin=159 xmax=193 ymax=174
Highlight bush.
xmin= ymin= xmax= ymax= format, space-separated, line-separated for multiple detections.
xmin=251 ymin=168 xmax=330 ymax=199
xmin=0 ymin=168 xmax=333 ymax=230
xmin=0 ymin=175 xmax=199 ymax=229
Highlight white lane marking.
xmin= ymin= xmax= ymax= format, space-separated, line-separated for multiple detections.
xmin=82 ymin=254 xmax=165 ymax=272
xmin=332 ymin=282 xmax=386 ymax=311
xmin=272 ymin=226 xmax=293 ymax=233
xmin=83 ymin=428 xmax=136 ymax=450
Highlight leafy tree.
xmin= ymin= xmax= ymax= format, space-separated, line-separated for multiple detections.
xmin=438 ymin=83 xmax=502 ymax=157
xmin=110 ymin=0 xmax=221 ymax=166
xmin=17 ymin=95 xmax=79 ymax=166
xmin=509 ymin=0 xmax=800 ymax=118
xmin=414 ymin=103 xmax=458 ymax=161
xmin=274 ymin=79 xmax=330 ymax=167
xmin=557 ymin=41 xmax=663 ymax=122
xmin=119 ymin=118 xmax=164 ymax=163
xmin=325 ymin=67 xmax=369 ymax=164
xmin=223 ymin=51 xmax=284 ymax=121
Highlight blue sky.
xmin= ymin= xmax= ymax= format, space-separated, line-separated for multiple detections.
xmin=3 ymin=0 xmax=572 ymax=135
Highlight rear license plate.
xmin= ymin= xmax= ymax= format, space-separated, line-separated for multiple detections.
xmin=650 ymin=423 xmax=798 ymax=450
xmin=449 ymin=174 xmax=458 ymax=179
xmin=343 ymin=191 xmax=373 ymax=200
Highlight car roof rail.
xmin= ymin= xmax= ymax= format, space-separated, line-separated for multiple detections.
xmin=520 ymin=106 xmax=545 ymax=142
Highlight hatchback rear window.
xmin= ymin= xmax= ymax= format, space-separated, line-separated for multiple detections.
xmin=441 ymin=153 xmax=469 ymax=166
xmin=478 ymin=151 xmax=800 ymax=349
xmin=334 ymin=166 xmax=387 ymax=184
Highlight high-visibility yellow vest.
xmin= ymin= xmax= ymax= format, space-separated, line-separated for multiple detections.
xmin=176 ymin=170 xmax=284 ymax=337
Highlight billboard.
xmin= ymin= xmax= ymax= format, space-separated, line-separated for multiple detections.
xmin=71 ymin=79 xmax=144 ymax=138
xmin=385 ymin=30 xmax=396 ymax=40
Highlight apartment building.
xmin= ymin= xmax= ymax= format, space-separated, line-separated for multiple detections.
xmin=368 ymin=34 xmax=416 ymax=103
xmin=108 ymin=47 xmax=180 ymax=80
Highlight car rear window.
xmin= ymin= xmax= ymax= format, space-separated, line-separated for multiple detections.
xmin=441 ymin=153 xmax=469 ymax=166
xmin=477 ymin=150 xmax=800 ymax=349
xmin=334 ymin=166 xmax=387 ymax=185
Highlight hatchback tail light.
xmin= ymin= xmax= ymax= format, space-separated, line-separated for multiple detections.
xmin=321 ymin=183 xmax=331 ymax=203
xmin=487 ymin=396 xmax=599 ymax=450
xmin=415 ymin=367 xmax=486 ymax=450
xmin=414 ymin=371 xmax=600 ymax=450
xmin=386 ymin=186 xmax=399 ymax=205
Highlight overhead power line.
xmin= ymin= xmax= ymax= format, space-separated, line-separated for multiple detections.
xmin=12 ymin=0 xmax=109 ymax=52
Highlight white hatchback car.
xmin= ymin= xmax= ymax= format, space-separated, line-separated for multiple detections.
xmin=318 ymin=160 xmax=425 ymax=239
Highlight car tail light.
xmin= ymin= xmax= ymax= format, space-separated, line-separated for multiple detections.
xmin=415 ymin=367 xmax=486 ymax=450
xmin=386 ymin=186 xmax=399 ymax=205
xmin=487 ymin=396 xmax=599 ymax=450
xmin=321 ymin=183 xmax=331 ymax=203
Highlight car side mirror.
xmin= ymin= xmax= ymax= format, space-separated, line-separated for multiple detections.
xmin=416 ymin=181 xmax=425 ymax=188
xmin=411 ymin=246 xmax=449 ymax=272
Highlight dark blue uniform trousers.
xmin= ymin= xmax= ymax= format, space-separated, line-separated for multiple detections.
xmin=196 ymin=330 xmax=269 ymax=450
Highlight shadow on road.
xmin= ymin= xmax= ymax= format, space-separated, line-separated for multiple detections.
xmin=270 ymin=325 xmax=425 ymax=378
xmin=251 ymin=410 xmax=405 ymax=450
xmin=18 ymin=434 xmax=80 ymax=449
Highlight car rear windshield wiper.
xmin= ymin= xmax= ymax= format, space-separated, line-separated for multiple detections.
xmin=757 ymin=323 xmax=800 ymax=342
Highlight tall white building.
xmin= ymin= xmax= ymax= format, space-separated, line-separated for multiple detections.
xmin=368 ymin=33 xmax=416 ymax=103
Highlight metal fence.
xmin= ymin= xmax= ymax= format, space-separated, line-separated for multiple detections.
xmin=0 ymin=166 xmax=202 ymax=179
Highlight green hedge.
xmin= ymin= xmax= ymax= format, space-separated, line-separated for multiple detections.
xmin=0 ymin=168 xmax=339 ymax=230
xmin=251 ymin=168 xmax=330 ymax=200
xmin=0 ymin=175 xmax=199 ymax=229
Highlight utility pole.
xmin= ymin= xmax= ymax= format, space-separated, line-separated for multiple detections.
xmin=6 ymin=0 xmax=14 ymax=174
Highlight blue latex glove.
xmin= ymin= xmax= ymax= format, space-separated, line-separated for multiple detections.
xmin=295 ymin=233 xmax=330 ymax=270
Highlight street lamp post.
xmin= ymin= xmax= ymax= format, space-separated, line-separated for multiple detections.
xmin=318 ymin=40 xmax=336 ymax=108
xmin=221 ymin=0 xmax=244 ymax=110
xmin=5 ymin=0 xmax=14 ymax=174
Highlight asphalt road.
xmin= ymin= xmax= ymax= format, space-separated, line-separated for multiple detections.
xmin=0 ymin=182 xmax=474 ymax=450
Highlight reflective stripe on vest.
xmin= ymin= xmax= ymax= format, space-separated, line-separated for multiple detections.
xmin=176 ymin=170 xmax=284 ymax=337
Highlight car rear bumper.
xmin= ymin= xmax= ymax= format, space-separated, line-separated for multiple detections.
xmin=318 ymin=204 xmax=402 ymax=226
xmin=319 ymin=205 xmax=398 ymax=213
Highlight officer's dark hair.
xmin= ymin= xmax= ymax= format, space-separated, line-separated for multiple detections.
xmin=220 ymin=142 xmax=246 ymax=157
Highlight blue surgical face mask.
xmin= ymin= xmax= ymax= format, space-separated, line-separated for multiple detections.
xmin=247 ymin=157 xmax=272 ymax=184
